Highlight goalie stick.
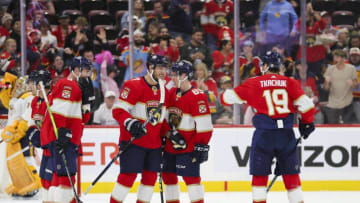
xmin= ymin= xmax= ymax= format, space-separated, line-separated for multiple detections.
xmin=266 ymin=136 xmax=303 ymax=192
xmin=39 ymin=81 xmax=83 ymax=203
xmin=84 ymin=79 xmax=166 ymax=195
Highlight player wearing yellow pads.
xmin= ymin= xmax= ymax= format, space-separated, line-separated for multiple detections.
xmin=0 ymin=75 xmax=41 ymax=197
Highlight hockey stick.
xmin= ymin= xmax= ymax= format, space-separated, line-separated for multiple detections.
xmin=39 ymin=82 xmax=83 ymax=203
xmin=266 ymin=136 xmax=303 ymax=192
xmin=84 ymin=79 xmax=166 ymax=195
xmin=159 ymin=164 xmax=164 ymax=203
xmin=6 ymin=145 xmax=30 ymax=161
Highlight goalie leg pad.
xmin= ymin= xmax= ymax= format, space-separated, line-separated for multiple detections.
xmin=162 ymin=172 xmax=180 ymax=203
xmin=49 ymin=143 xmax=78 ymax=176
xmin=252 ymin=175 xmax=268 ymax=203
xmin=183 ymin=176 xmax=204 ymax=203
xmin=283 ymin=174 xmax=304 ymax=203
xmin=111 ymin=173 xmax=137 ymax=202
xmin=6 ymin=142 xmax=41 ymax=196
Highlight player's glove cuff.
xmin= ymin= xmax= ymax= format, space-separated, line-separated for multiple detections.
xmin=169 ymin=130 xmax=187 ymax=150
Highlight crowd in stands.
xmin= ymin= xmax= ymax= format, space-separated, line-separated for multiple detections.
xmin=0 ymin=0 xmax=359 ymax=125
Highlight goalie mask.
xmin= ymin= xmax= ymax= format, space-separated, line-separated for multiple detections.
xmin=12 ymin=75 xmax=29 ymax=98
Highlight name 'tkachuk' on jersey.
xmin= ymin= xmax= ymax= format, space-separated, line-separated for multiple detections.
xmin=221 ymin=74 xmax=315 ymax=123
xmin=165 ymin=87 xmax=213 ymax=154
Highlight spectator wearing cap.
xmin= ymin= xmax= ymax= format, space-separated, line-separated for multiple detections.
xmin=349 ymin=47 xmax=360 ymax=122
xmin=122 ymin=30 xmax=149 ymax=82
xmin=179 ymin=28 xmax=213 ymax=69
xmin=212 ymin=75 xmax=233 ymax=124
xmin=0 ymin=38 xmax=17 ymax=75
xmin=323 ymin=49 xmax=358 ymax=124
xmin=27 ymin=29 xmax=42 ymax=73
xmin=39 ymin=20 xmax=57 ymax=49
xmin=51 ymin=13 xmax=74 ymax=48
xmin=64 ymin=16 xmax=93 ymax=56
xmin=239 ymin=40 xmax=261 ymax=81
xmin=93 ymin=90 xmax=119 ymax=125
xmin=121 ymin=0 xmax=146 ymax=30
xmin=217 ymin=13 xmax=251 ymax=48
xmin=259 ymin=0 xmax=298 ymax=55
xmin=191 ymin=62 xmax=218 ymax=114
xmin=212 ymin=39 xmax=233 ymax=82
xmin=0 ymin=13 xmax=12 ymax=48
xmin=167 ymin=0 xmax=193 ymax=43
xmin=99 ymin=51 xmax=120 ymax=99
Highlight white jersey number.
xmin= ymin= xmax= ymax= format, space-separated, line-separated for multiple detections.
xmin=263 ymin=89 xmax=290 ymax=116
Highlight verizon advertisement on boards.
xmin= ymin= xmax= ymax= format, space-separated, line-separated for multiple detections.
xmin=80 ymin=127 xmax=360 ymax=183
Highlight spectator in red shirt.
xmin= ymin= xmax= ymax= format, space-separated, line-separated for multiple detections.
xmin=48 ymin=54 xmax=70 ymax=86
xmin=52 ymin=13 xmax=74 ymax=48
xmin=0 ymin=13 xmax=12 ymax=47
xmin=0 ymin=38 xmax=17 ymax=74
xmin=150 ymin=35 xmax=179 ymax=63
xmin=191 ymin=62 xmax=218 ymax=114
xmin=212 ymin=39 xmax=234 ymax=81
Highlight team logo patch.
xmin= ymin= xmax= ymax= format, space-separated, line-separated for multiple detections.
xmin=121 ymin=87 xmax=130 ymax=99
xmin=146 ymin=100 xmax=162 ymax=126
xmin=61 ymin=89 xmax=71 ymax=99
xmin=199 ymin=104 xmax=207 ymax=114
xmin=168 ymin=107 xmax=183 ymax=129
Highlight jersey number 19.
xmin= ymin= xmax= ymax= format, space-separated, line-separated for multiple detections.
xmin=263 ymin=89 xmax=290 ymax=116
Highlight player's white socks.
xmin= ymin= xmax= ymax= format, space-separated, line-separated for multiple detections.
xmin=137 ymin=183 xmax=154 ymax=202
xmin=111 ymin=182 xmax=131 ymax=202
xmin=287 ymin=186 xmax=304 ymax=203
xmin=48 ymin=186 xmax=74 ymax=202
xmin=165 ymin=184 xmax=180 ymax=202
xmin=187 ymin=184 xmax=205 ymax=202
xmin=252 ymin=186 xmax=267 ymax=202
xmin=41 ymin=188 xmax=50 ymax=202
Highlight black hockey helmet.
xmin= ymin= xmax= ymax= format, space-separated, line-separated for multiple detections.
xmin=70 ymin=56 xmax=93 ymax=72
xmin=147 ymin=54 xmax=169 ymax=69
xmin=171 ymin=60 xmax=194 ymax=80
xmin=261 ymin=51 xmax=282 ymax=71
xmin=36 ymin=69 xmax=52 ymax=88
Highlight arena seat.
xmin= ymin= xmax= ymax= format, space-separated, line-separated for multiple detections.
xmin=62 ymin=9 xmax=83 ymax=25
xmin=108 ymin=0 xmax=128 ymax=16
xmin=81 ymin=0 xmax=106 ymax=16
xmin=312 ymin=0 xmax=337 ymax=13
xmin=332 ymin=10 xmax=355 ymax=26
xmin=53 ymin=0 xmax=78 ymax=14
xmin=89 ymin=10 xmax=115 ymax=28
xmin=115 ymin=10 xmax=127 ymax=29
xmin=339 ymin=0 xmax=360 ymax=14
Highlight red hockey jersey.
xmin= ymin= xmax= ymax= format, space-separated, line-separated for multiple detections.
xmin=165 ymin=87 xmax=213 ymax=154
xmin=31 ymin=96 xmax=46 ymax=122
xmin=221 ymin=74 xmax=315 ymax=123
xmin=113 ymin=77 xmax=170 ymax=149
xmin=40 ymin=78 xmax=83 ymax=146
xmin=201 ymin=0 xmax=234 ymax=37
xmin=0 ymin=51 xmax=16 ymax=72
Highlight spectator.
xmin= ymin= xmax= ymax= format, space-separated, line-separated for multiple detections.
xmin=217 ymin=13 xmax=251 ymax=48
xmin=93 ymin=90 xmax=119 ymax=125
xmin=259 ymin=0 xmax=298 ymax=55
xmin=201 ymin=0 xmax=234 ymax=52
xmin=349 ymin=47 xmax=360 ymax=123
xmin=27 ymin=29 xmax=41 ymax=73
xmin=212 ymin=39 xmax=233 ymax=81
xmin=150 ymin=35 xmax=179 ymax=63
xmin=144 ymin=21 xmax=160 ymax=46
xmin=99 ymin=51 xmax=120 ymax=98
xmin=144 ymin=0 xmax=170 ymax=32
xmin=64 ymin=16 xmax=93 ymax=56
xmin=191 ymin=62 xmax=218 ymax=114
xmin=85 ymin=49 xmax=102 ymax=112
xmin=349 ymin=34 xmax=360 ymax=49
xmin=179 ymin=28 xmax=213 ymax=69
xmin=167 ymin=0 xmax=193 ymax=42
xmin=9 ymin=17 xmax=20 ymax=53
xmin=51 ymin=13 xmax=74 ymax=48
xmin=0 ymin=13 xmax=12 ymax=47
xmin=0 ymin=38 xmax=17 ymax=74
xmin=295 ymin=2 xmax=326 ymax=79
xmin=174 ymin=35 xmax=185 ymax=49
xmin=49 ymin=54 xmax=69 ymax=86
xmin=159 ymin=25 xmax=169 ymax=38
xmin=116 ymin=16 xmax=143 ymax=53
xmin=213 ymin=75 xmax=233 ymax=124
xmin=39 ymin=20 xmax=57 ymax=49
xmin=323 ymin=49 xmax=358 ymax=124
xmin=121 ymin=0 xmax=146 ymax=30
xmin=122 ymin=30 xmax=149 ymax=81
xmin=294 ymin=60 xmax=323 ymax=123
xmin=239 ymin=40 xmax=261 ymax=81
xmin=355 ymin=15 xmax=360 ymax=31
xmin=321 ymin=11 xmax=338 ymax=35
xmin=331 ymin=28 xmax=349 ymax=51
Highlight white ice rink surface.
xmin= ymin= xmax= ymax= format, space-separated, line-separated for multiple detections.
xmin=1 ymin=192 xmax=359 ymax=203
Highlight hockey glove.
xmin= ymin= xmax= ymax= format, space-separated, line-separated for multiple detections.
xmin=169 ymin=130 xmax=187 ymax=150
xmin=192 ymin=143 xmax=210 ymax=164
xmin=78 ymin=77 xmax=95 ymax=113
xmin=56 ymin=128 xmax=73 ymax=152
xmin=26 ymin=126 xmax=41 ymax=148
xmin=298 ymin=119 xmax=315 ymax=139
xmin=124 ymin=118 xmax=147 ymax=139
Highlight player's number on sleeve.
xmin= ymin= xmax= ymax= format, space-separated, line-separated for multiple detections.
xmin=263 ymin=89 xmax=290 ymax=116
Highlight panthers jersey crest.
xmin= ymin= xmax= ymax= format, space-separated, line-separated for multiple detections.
xmin=168 ymin=107 xmax=183 ymax=129
xmin=146 ymin=100 xmax=162 ymax=126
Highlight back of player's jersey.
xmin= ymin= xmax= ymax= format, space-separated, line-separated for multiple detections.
xmin=235 ymin=74 xmax=305 ymax=119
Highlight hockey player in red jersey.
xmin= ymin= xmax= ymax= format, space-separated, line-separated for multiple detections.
xmin=29 ymin=57 xmax=93 ymax=203
xmin=221 ymin=51 xmax=315 ymax=203
xmin=110 ymin=54 xmax=170 ymax=203
xmin=161 ymin=60 xmax=213 ymax=203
